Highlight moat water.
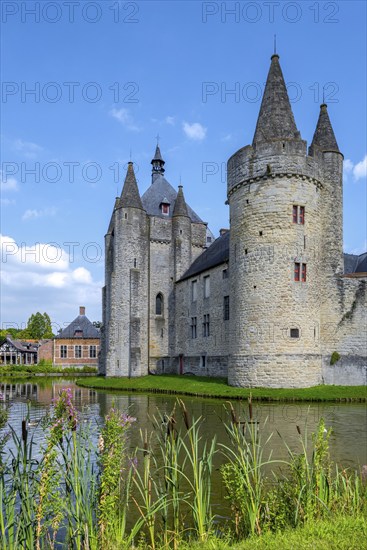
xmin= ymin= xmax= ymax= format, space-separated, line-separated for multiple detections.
xmin=1 ymin=377 xmax=366 ymax=470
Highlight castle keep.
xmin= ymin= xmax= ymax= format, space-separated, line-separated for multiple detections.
xmin=100 ymin=55 xmax=366 ymax=387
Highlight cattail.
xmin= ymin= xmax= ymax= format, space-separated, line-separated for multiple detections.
xmin=21 ymin=420 xmax=27 ymax=444
xmin=227 ymin=402 xmax=239 ymax=426
xmin=179 ymin=399 xmax=191 ymax=430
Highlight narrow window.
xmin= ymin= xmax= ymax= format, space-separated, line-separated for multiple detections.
xmin=294 ymin=262 xmax=300 ymax=282
xmin=301 ymin=263 xmax=307 ymax=282
xmin=161 ymin=204 xmax=169 ymax=215
xmin=89 ymin=345 xmax=96 ymax=358
xmin=75 ymin=345 xmax=82 ymax=358
xmin=299 ymin=206 xmax=305 ymax=225
xmin=292 ymin=205 xmax=298 ymax=223
xmin=290 ymin=328 xmax=299 ymax=338
xmin=191 ymin=317 xmax=197 ymax=339
xmin=203 ymin=314 xmax=210 ymax=337
xmin=224 ymin=296 xmax=230 ymax=321
xmin=191 ymin=280 xmax=197 ymax=302
xmin=222 ymin=269 xmax=228 ymax=279
xmin=60 ymin=345 xmax=67 ymax=359
xmin=201 ymin=355 xmax=206 ymax=368
xmin=204 ymin=275 xmax=210 ymax=298
xmin=155 ymin=293 xmax=163 ymax=315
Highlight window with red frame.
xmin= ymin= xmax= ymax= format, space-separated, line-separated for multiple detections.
xmin=294 ymin=262 xmax=300 ymax=281
xmin=161 ymin=204 xmax=169 ymax=215
xmin=301 ymin=263 xmax=307 ymax=282
xmin=299 ymin=206 xmax=305 ymax=225
xmin=292 ymin=205 xmax=298 ymax=223
xmin=292 ymin=205 xmax=305 ymax=224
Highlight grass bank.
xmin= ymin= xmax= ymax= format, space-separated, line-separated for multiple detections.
xmin=76 ymin=374 xmax=367 ymax=402
xmin=180 ymin=515 xmax=366 ymax=550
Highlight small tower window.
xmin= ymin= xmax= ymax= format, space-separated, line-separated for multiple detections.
xmin=161 ymin=204 xmax=169 ymax=215
xmin=191 ymin=280 xmax=197 ymax=302
xmin=294 ymin=263 xmax=307 ymax=282
xmin=204 ymin=275 xmax=210 ymax=298
xmin=290 ymin=328 xmax=300 ymax=338
xmin=155 ymin=293 xmax=163 ymax=315
xmin=293 ymin=205 xmax=305 ymax=224
xmin=223 ymin=296 xmax=230 ymax=321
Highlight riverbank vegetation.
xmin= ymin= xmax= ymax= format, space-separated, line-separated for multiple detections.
xmin=0 ymin=391 xmax=366 ymax=549
xmin=0 ymin=363 xmax=97 ymax=377
xmin=77 ymin=374 xmax=367 ymax=402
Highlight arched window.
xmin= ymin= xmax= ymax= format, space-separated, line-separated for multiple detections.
xmin=156 ymin=293 xmax=163 ymax=315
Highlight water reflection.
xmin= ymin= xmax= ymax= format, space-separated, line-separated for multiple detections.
xmin=1 ymin=378 xmax=366 ymax=470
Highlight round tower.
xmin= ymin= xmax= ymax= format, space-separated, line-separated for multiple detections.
xmin=227 ymin=55 xmax=326 ymax=388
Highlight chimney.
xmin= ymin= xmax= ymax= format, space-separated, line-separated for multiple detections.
xmin=219 ymin=228 xmax=229 ymax=236
xmin=79 ymin=306 xmax=85 ymax=316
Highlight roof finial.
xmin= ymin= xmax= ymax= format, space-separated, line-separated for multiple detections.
xmin=129 ymin=148 xmax=132 ymax=162
xmin=274 ymin=34 xmax=277 ymax=55
xmin=156 ymin=133 xmax=160 ymax=145
xmin=322 ymin=85 xmax=325 ymax=104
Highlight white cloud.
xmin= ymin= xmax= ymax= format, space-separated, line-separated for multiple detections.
xmin=221 ymin=133 xmax=232 ymax=142
xmin=183 ymin=122 xmax=207 ymax=141
xmin=1 ymin=198 xmax=16 ymax=206
xmin=110 ymin=108 xmax=141 ymax=132
xmin=13 ymin=139 xmax=43 ymax=159
xmin=343 ymin=155 xmax=367 ymax=181
xmin=165 ymin=116 xmax=175 ymax=126
xmin=22 ymin=207 xmax=57 ymax=221
xmin=0 ymin=171 xmax=18 ymax=192
xmin=353 ymin=155 xmax=367 ymax=180
xmin=0 ymin=234 xmax=102 ymax=328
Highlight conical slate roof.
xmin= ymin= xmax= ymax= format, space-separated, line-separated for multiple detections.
xmin=252 ymin=54 xmax=301 ymax=146
xmin=310 ymin=104 xmax=340 ymax=152
xmin=152 ymin=144 xmax=164 ymax=163
xmin=172 ymin=185 xmax=189 ymax=217
xmin=141 ymin=174 xmax=203 ymax=223
xmin=120 ymin=162 xmax=144 ymax=209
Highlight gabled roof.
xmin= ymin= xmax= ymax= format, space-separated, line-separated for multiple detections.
xmin=344 ymin=252 xmax=367 ymax=274
xmin=0 ymin=336 xmax=38 ymax=353
xmin=56 ymin=314 xmax=100 ymax=339
xmin=141 ymin=174 xmax=204 ymax=223
xmin=179 ymin=231 xmax=230 ymax=281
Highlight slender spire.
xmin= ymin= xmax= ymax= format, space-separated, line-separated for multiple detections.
xmin=151 ymin=144 xmax=165 ymax=181
xmin=252 ymin=55 xmax=301 ymax=147
xmin=172 ymin=185 xmax=189 ymax=217
xmin=310 ymin=103 xmax=340 ymax=153
xmin=120 ymin=162 xmax=144 ymax=209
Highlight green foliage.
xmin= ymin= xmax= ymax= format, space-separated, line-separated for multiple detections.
xmin=330 ymin=351 xmax=341 ymax=365
xmin=0 ymin=364 xmax=97 ymax=375
xmin=76 ymin=375 xmax=367 ymax=402
xmin=25 ymin=312 xmax=54 ymax=339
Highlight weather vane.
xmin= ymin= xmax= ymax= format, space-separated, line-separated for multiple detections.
xmin=274 ymin=34 xmax=277 ymax=55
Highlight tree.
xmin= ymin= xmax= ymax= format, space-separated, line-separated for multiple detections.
xmin=25 ymin=312 xmax=54 ymax=339
xmin=93 ymin=321 xmax=102 ymax=329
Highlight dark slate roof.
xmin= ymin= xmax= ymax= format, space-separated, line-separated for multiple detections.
xmin=310 ymin=104 xmax=339 ymax=153
xmin=172 ymin=186 xmax=189 ymax=217
xmin=253 ymin=55 xmax=301 ymax=146
xmin=152 ymin=144 xmax=164 ymax=163
xmin=141 ymin=174 xmax=204 ymax=223
xmin=179 ymin=231 xmax=230 ymax=281
xmin=1 ymin=337 xmax=38 ymax=353
xmin=56 ymin=315 xmax=100 ymax=339
xmin=120 ymin=162 xmax=144 ymax=210
xmin=344 ymin=253 xmax=367 ymax=274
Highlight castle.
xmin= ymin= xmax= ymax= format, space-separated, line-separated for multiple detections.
xmin=99 ymin=55 xmax=366 ymax=388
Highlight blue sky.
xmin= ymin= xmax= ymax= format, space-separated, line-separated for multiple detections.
xmin=1 ymin=0 xmax=366 ymax=330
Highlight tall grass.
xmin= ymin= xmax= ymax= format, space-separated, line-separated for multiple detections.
xmin=0 ymin=392 xmax=365 ymax=549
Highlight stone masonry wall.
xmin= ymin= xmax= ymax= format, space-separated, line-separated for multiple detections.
xmin=174 ymin=262 xmax=229 ymax=376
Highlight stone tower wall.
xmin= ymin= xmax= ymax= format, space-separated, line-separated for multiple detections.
xmin=103 ymin=206 xmax=149 ymax=377
xmin=227 ymin=144 xmax=325 ymax=388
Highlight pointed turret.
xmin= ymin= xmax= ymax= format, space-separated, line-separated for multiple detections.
xmin=151 ymin=144 xmax=165 ymax=181
xmin=173 ymin=185 xmax=189 ymax=217
xmin=252 ymin=54 xmax=301 ymax=146
xmin=310 ymin=104 xmax=340 ymax=154
xmin=120 ymin=162 xmax=143 ymax=209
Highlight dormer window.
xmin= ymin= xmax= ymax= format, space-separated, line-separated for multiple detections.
xmin=74 ymin=329 xmax=83 ymax=338
xmin=160 ymin=198 xmax=170 ymax=216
